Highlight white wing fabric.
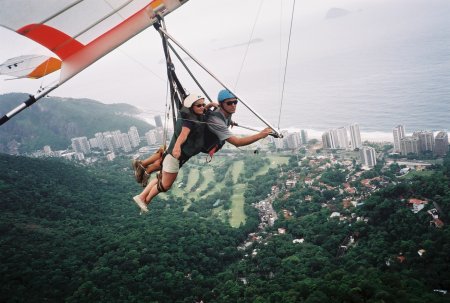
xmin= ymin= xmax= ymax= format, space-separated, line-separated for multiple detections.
xmin=0 ymin=55 xmax=61 ymax=79
xmin=0 ymin=0 xmax=188 ymax=82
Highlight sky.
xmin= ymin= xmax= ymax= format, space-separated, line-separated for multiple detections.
xmin=1 ymin=0 xmax=450 ymax=135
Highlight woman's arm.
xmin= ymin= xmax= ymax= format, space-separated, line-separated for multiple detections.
xmin=205 ymin=102 xmax=219 ymax=110
xmin=172 ymin=126 xmax=191 ymax=159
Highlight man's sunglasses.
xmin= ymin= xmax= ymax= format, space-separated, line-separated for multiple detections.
xmin=194 ymin=103 xmax=206 ymax=108
xmin=225 ymin=100 xmax=238 ymax=106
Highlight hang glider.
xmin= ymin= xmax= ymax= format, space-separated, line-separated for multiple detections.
xmin=0 ymin=55 xmax=61 ymax=79
xmin=0 ymin=0 xmax=189 ymax=125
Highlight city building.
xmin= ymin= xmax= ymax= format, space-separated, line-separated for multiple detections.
xmin=393 ymin=125 xmax=405 ymax=153
xmin=102 ymin=133 xmax=115 ymax=152
xmin=111 ymin=130 xmax=122 ymax=150
xmin=349 ymin=123 xmax=362 ymax=150
xmin=89 ymin=138 xmax=99 ymax=149
xmin=71 ymin=137 xmax=91 ymax=154
xmin=120 ymin=133 xmax=132 ymax=153
xmin=145 ymin=130 xmax=158 ymax=145
xmin=286 ymin=132 xmax=301 ymax=149
xmin=154 ymin=115 xmax=163 ymax=128
xmin=434 ymin=131 xmax=449 ymax=157
xmin=413 ymin=131 xmax=434 ymax=153
xmin=128 ymin=126 xmax=140 ymax=148
xmin=43 ymin=145 xmax=52 ymax=156
xmin=400 ymin=136 xmax=419 ymax=156
xmin=106 ymin=152 xmax=116 ymax=161
xmin=301 ymin=129 xmax=308 ymax=144
xmin=337 ymin=127 xmax=349 ymax=149
xmin=95 ymin=132 xmax=107 ymax=150
xmin=322 ymin=128 xmax=347 ymax=149
xmin=360 ymin=146 xmax=377 ymax=167
xmin=322 ymin=131 xmax=333 ymax=149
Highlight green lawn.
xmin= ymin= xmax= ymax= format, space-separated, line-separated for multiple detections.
xmin=196 ymin=167 xmax=214 ymax=196
xmin=229 ymin=183 xmax=246 ymax=227
xmin=166 ymin=155 xmax=288 ymax=227
xmin=185 ymin=168 xmax=199 ymax=192
xmin=169 ymin=168 xmax=185 ymax=197
xmin=248 ymin=155 xmax=289 ymax=180
xmin=231 ymin=161 xmax=244 ymax=183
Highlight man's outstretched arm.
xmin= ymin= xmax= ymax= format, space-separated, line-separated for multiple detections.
xmin=226 ymin=128 xmax=272 ymax=147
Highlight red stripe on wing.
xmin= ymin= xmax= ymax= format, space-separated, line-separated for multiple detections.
xmin=18 ymin=24 xmax=84 ymax=60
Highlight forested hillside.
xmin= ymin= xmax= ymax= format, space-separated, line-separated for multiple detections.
xmin=0 ymin=93 xmax=151 ymax=153
xmin=0 ymin=153 xmax=449 ymax=302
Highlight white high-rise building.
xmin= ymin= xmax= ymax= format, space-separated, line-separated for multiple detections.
xmin=301 ymin=130 xmax=308 ymax=144
xmin=434 ymin=132 xmax=449 ymax=157
xmin=154 ymin=115 xmax=163 ymax=128
xmin=322 ymin=132 xmax=331 ymax=149
xmin=71 ymin=137 xmax=91 ymax=154
xmin=111 ymin=130 xmax=122 ymax=149
xmin=413 ymin=131 xmax=434 ymax=153
xmin=393 ymin=125 xmax=405 ymax=153
xmin=146 ymin=130 xmax=158 ymax=145
xmin=322 ymin=128 xmax=347 ymax=149
xmin=322 ymin=131 xmax=335 ymax=149
xmin=89 ymin=138 xmax=99 ymax=149
xmin=128 ymin=126 xmax=140 ymax=148
xmin=95 ymin=132 xmax=106 ymax=150
xmin=43 ymin=145 xmax=52 ymax=155
xmin=360 ymin=146 xmax=377 ymax=167
xmin=120 ymin=133 xmax=132 ymax=152
xmin=400 ymin=136 xmax=419 ymax=155
xmin=349 ymin=124 xmax=362 ymax=150
xmin=336 ymin=127 xmax=349 ymax=149
xmin=287 ymin=132 xmax=301 ymax=149
xmin=103 ymin=133 xmax=115 ymax=152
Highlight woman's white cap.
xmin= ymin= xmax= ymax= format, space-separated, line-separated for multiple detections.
xmin=183 ymin=92 xmax=204 ymax=108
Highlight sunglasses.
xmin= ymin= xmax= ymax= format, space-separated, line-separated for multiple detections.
xmin=225 ymin=100 xmax=238 ymax=106
xmin=194 ymin=103 xmax=206 ymax=108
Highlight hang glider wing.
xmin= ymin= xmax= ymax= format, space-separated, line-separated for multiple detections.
xmin=0 ymin=0 xmax=189 ymax=83
xmin=0 ymin=55 xmax=62 ymax=79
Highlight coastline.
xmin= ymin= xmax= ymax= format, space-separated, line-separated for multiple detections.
xmin=139 ymin=113 xmax=449 ymax=144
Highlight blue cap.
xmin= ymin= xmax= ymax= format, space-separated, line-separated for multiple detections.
xmin=217 ymin=89 xmax=236 ymax=102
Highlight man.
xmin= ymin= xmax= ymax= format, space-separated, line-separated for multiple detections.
xmin=205 ymin=89 xmax=272 ymax=152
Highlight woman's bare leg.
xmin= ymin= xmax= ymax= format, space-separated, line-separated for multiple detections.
xmin=142 ymin=171 xmax=178 ymax=205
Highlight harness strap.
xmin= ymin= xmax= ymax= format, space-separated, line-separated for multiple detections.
xmin=156 ymin=172 xmax=168 ymax=192
xmin=206 ymin=145 xmax=219 ymax=163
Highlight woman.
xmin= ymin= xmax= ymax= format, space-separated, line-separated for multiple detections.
xmin=133 ymin=93 xmax=218 ymax=212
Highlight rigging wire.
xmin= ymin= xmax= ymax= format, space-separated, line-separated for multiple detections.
xmin=277 ymin=0 xmax=296 ymax=130
xmin=162 ymin=77 xmax=171 ymax=147
xmin=233 ymin=0 xmax=264 ymax=90
xmin=278 ymin=1 xmax=283 ymax=106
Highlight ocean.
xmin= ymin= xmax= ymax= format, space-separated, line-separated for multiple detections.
xmin=222 ymin=0 xmax=450 ymax=142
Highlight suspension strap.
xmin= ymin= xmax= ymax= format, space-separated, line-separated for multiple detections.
xmin=154 ymin=16 xmax=186 ymax=128
xmin=156 ymin=172 xmax=168 ymax=192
